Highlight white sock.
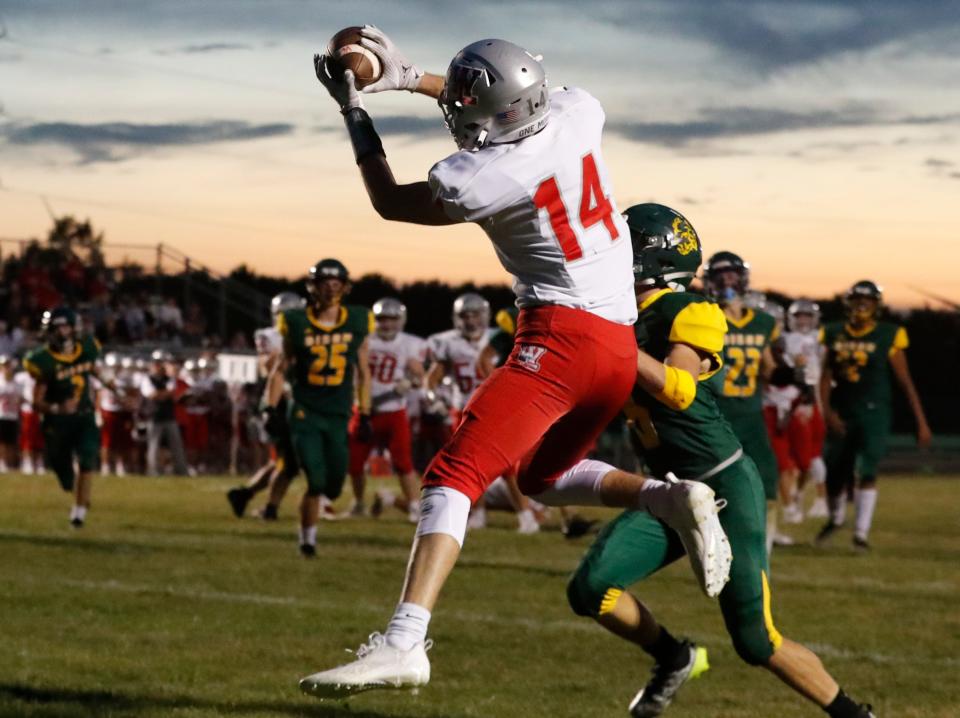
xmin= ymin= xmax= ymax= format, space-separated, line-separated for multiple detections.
xmin=854 ymin=488 xmax=878 ymax=540
xmin=385 ymin=601 xmax=431 ymax=651
xmin=531 ymin=459 xmax=614 ymax=507
xmin=70 ymin=505 xmax=87 ymax=521
xmin=299 ymin=525 xmax=317 ymax=546
xmin=830 ymin=493 xmax=847 ymax=526
xmin=808 ymin=456 xmax=826 ymax=485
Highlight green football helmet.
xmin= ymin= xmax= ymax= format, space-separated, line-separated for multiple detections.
xmin=307 ymin=258 xmax=350 ymax=305
xmin=623 ymin=203 xmax=702 ymax=290
xmin=704 ymin=251 xmax=750 ymax=302
xmin=41 ymin=306 xmax=81 ymax=353
xmin=844 ymin=280 xmax=882 ymax=322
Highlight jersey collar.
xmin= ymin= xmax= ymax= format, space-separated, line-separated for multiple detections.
xmin=725 ymin=308 xmax=755 ymax=329
xmin=307 ymin=305 xmax=347 ymax=332
xmin=637 ymin=288 xmax=672 ymax=312
xmin=47 ymin=343 xmax=83 ymax=363
xmin=843 ymin=321 xmax=877 ymax=337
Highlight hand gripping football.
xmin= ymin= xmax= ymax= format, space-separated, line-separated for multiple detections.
xmin=326 ymin=26 xmax=382 ymax=89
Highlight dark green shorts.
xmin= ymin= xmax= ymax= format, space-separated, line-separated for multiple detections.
xmin=42 ymin=413 xmax=100 ymax=492
xmin=567 ymin=456 xmax=783 ymax=666
xmin=727 ymin=413 xmax=779 ymax=501
xmin=288 ymin=403 xmax=348 ymax=499
xmin=824 ymin=407 xmax=891 ymax=491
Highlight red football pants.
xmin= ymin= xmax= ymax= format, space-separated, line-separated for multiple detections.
xmin=423 ymin=305 xmax=636 ymax=503
xmin=349 ymin=408 xmax=415 ymax=476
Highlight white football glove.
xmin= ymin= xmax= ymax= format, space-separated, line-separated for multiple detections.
xmin=358 ymin=25 xmax=423 ymax=93
xmin=313 ymin=53 xmax=363 ymax=112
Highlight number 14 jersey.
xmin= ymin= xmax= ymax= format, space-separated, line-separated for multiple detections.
xmin=428 ymin=87 xmax=636 ymax=326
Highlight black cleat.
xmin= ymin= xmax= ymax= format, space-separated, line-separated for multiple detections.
xmin=815 ymin=521 xmax=843 ymax=546
xmin=299 ymin=543 xmax=317 ymax=558
xmin=857 ymin=704 xmax=876 ymax=718
xmin=629 ymin=641 xmax=709 ymax=717
xmin=70 ymin=517 xmax=84 ymax=529
xmin=562 ymin=517 xmax=599 ymax=539
xmin=226 ymin=488 xmax=251 ymax=518
xmin=257 ymin=504 xmax=278 ymax=521
xmin=852 ymin=536 xmax=871 ymax=553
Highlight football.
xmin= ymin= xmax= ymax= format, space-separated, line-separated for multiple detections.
xmin=326 ymin=26 xmax=382 ymax=89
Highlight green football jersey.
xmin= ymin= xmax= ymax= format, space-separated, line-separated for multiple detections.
xmin=625 ymin=289 xmax=742 ymax=479
xmin=821 ymin=320 xmax=907 ymax=412
xmin=23 ymin=335 xmax=101 ymax=414
xmin=716 ymin=308 xmax=778 ymax=419
xmin=278 ymin=303 xmax=373 ymax=417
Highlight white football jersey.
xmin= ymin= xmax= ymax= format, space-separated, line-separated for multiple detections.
xmin=368 ymin=331 xmax=427 ymax=414
xmin=427 ymin=328 xmax=490 ymax=408
xmin=14 ymin=370 xmax=35 ymax=414
xmin=0 ymin=373 xmax=25 ymax=420
xmin=428 ymin=88 xmax=637 ymax=326
xmin=781 ymin=330 xmax=822 ymax=387
xmin=763 ymin=383 xmax=800 ymax=422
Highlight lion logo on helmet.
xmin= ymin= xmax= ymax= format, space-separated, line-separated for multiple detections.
xmin=672 ymin=217 xmax=699 ymax=256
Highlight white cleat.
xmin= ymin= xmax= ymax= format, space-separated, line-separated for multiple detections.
xmin=660 ymin=474 xmax=732 ymax=598
xmin=782 ymin=502 xmax=803 ymax=524
xmin=807 ymin=497 xmax=829 ymax=519
xmin=299 ymin=633 xmax=432 ymax=699
xmin=516 ymin=509 xmax=540 ymax=535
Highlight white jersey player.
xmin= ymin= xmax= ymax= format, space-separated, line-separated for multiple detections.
xmin=304 ymin=31 xmax=728 ymax=703
xmin=425 ymin=294 xmax=492 ymax=410
xmin=0 ymin=356 xmax=25 ymax=472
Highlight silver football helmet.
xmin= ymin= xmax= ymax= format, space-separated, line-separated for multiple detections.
xmin=439 ymin=39 xmax=550 ymax=151
xmin=787 ymin=299 xmax=820 ymax=333
xmin=373 ymin=297 xmax=407 ymax=340
xmin=453 ymin=292 xmax=490 ymax=340
xmin=270 ymin=291 xmax=305 ymax=319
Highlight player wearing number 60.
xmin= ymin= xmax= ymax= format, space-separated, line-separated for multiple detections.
xmin=22 ymin=307 xmax=115 ymax=528
xmin=269 ymin=259 xmax=374 ymax=558
xmin=304 ymin=28 xmax=732 ymax=698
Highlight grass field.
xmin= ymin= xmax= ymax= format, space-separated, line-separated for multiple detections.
xmin=1 ymin=473 xmax=958 ymax=718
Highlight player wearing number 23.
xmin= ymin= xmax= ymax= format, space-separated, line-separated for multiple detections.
xmin=275 ymin=258 xmax=373 ymax=557
xmin=705 ymin=252 xmax=781 ymax=510
xmin=22 ymin=307 xmax=106 ymax=527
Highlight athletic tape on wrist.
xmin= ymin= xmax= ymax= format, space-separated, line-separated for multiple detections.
xmin=343 ymin=107 xmax=385 ymax=164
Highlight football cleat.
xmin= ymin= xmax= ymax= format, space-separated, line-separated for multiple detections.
xmin=562 ymin=516 xmax=599 ymax=539
xmin=807 ymin=497 xmax=829 ymax=519
xmin=782 ymin=502 xmax=803 ymax=524
xmin=660 ymin=474 xmax=732 ymax=598
xmin=858 ymin=704 xmax=877 ymax=717
xmin=852 ymin=536 xmax=871 ymax=553
xmin=815 ymin=521 xmax=843 ymax=546
xmin=629 ymin=641 xmax=709 ymax=717
xmin=347 ymin=501 xmax=367 ymax=518
xmin=772 ymin=531 xmax=795 ymax=547
xmin=257 ymin=504 xmax=278 ymax=521
xmin=226 ymin=487 xmax=251 ymax=518
xmin=69 ymin=517 xmax=84 ymax=529
xmin=516 ymin=509 xmax=540 ymax=535
xmin=299 ymin=633 xmax=432 ymax=699
xmin=299 ymin=543 xmax=317 ymax=559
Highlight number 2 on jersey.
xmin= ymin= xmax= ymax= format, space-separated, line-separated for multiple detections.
xmin=533 ymin=152 xmax=619 ymax=262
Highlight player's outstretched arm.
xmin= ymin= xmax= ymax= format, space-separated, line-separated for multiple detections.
xmin=314 ymin=54 xmax=455 ymax=226
xmin=356 ymin=26 xmax=444 ymax=99
xmin=889 ymin=349 xmax=932 ymax=447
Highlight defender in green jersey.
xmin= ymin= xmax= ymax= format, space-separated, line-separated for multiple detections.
xmin=22 ymin=307 xmax=113 ymax=527
xmin=705 ymin=252 xmax=785 ymax=552
xmin=272 ymin=259 xmax=373 ymax=557
xmin=816 ymin=280 xmax=930 ymax=551
xmin=567 ymin=205 xmax=875 ymax=718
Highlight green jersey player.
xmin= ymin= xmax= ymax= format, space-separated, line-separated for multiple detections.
xmin=567 ymin=204 xmax=875 ymax=718
xmin=22 ymin=307 xmax=114 ymax=527
xmin=272 ymin=258 xmax=373 ymax=557
xmin=816 ymin=280 xmax=930 ymax=551
xmin=704 ymin=251 xmax=783 ymax=554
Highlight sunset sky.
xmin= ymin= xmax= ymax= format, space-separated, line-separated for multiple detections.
xmin=1 ymin=1 xmax=959 ymax=306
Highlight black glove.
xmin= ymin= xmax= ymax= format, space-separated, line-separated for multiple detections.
xmin=355 ymin=413 xmax=374 ymax=443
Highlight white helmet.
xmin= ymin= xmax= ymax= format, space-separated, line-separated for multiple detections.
xmin=270 ymin=291 xmax=305 ymax=319
xmin=373 ymin=297 xmax=407 ymax=340
xmin=787 ymin=299 xmax=820 ymax=333
xmin=440 ymin=39 xmax=550 ymax=151
xmin=453 ymin=293 xmax=490 ymax=340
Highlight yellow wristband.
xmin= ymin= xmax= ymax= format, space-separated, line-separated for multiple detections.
xmin=655 ymin=365 xmax=697 ymax=411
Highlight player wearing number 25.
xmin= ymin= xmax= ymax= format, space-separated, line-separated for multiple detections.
xmin=22 ymin=307 xmax=106 ymax=528
xmin=275 ymin=258 xmax=374 ymax=557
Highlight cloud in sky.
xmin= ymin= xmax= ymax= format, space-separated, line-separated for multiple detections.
xmin=609 ymin=105 xmax=960 ymax=148
xmin=155 ymin=42 xmax=255 ymax=56
xmin=2 ymin=120 xmax=295 ymax=164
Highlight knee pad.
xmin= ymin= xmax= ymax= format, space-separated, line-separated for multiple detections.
xmin=416 ymin=486 xmax=472 ymax=547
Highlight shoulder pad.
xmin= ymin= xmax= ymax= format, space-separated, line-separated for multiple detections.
xmin=669 ymin=301 xmax=727 ymax=354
